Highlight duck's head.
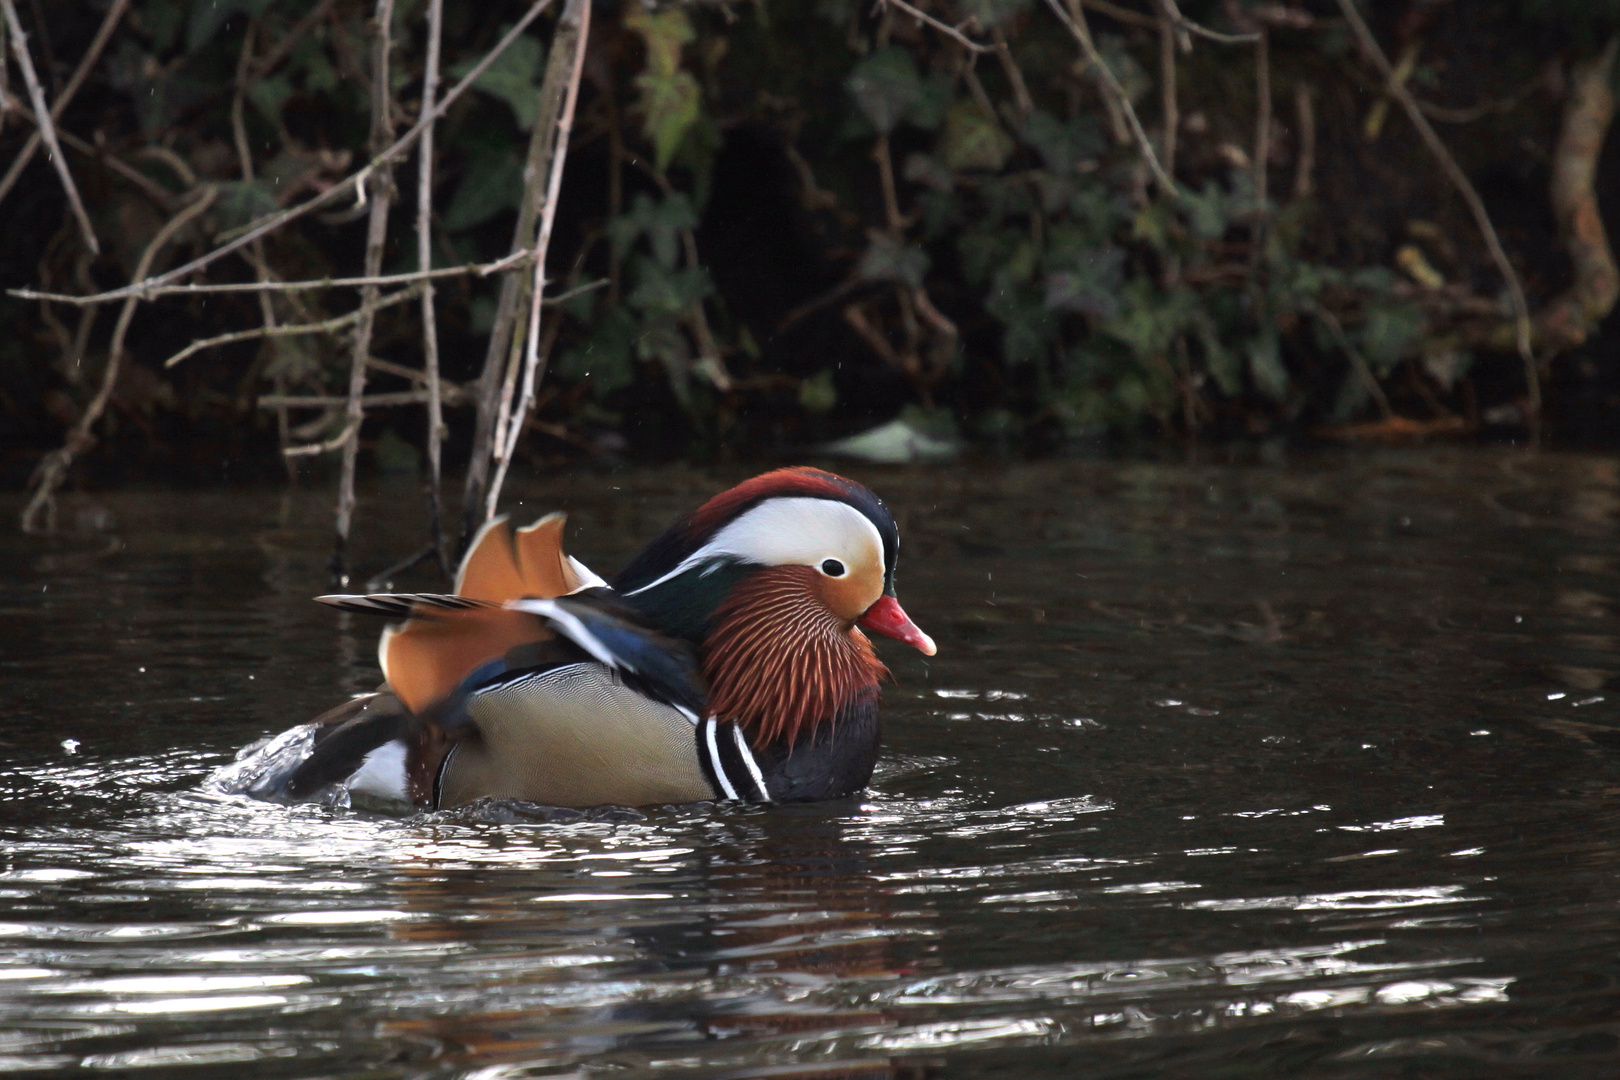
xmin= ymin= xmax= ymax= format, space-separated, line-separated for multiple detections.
xmin=614 ymin=467 xmax=934 ymax=656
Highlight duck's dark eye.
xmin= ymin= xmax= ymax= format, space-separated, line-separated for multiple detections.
xmin=821 ymin=559 xmax=846 ymax=577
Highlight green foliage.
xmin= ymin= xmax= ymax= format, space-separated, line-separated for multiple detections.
xmin=453 ymin=31 xmax=546 ymax=129
xmin=626 ymin=7 xmax=702 ymax=170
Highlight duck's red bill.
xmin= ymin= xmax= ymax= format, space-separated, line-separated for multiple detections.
xmin=859 ymin=595 xmax=937 ymax=656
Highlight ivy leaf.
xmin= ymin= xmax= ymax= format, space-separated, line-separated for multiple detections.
xmin=940 ymin=100 xmax=1015 ymax=172
xmin=625 ymin=7 xmax=695 ymax=76
xmin=799 ymin=369 xmax=838 ymax=413
xmin=214 ymin=180 xmax=278 ymax=231
xmin=444 ymin=149 xmax=524 ymax=230
xmin=1044 ymin=245 xmax=1124 ymax=318
xmin=1021 ymin=110 xmax=1103 ymax=175
xmin=856 ymin=231 xmax=929 ymax=287
xmin=1358 ymin=302 xmax=1426 ymax=374
xmin=988 ymin=275 xmax=1057 ymax=365
xmin=627 ymin=257 xmax=712 ymax=317
xmin=452 ymin=33 xmax=545 ymax=128
xmin=608 ymin=193 xmax=698 ymax=270
xmin=907 ymin=73 xmax=955 ymax=131
xmin=634 ymin=70 xmax=702 ymax=171
xmin=247 ymin=74 xmax=293 ymax=126
xmin=187 ymin=0 xmax=265 ymax=53
xmin=558 ymin=308 xmax=637 ymax=397
xmin=847 ymin=47 xmax=921 ymax=135
xmin=957 ymin=0 xmax=1032 ymax=28
xmin=1178 ymin=181 xmax=1229 ymax=241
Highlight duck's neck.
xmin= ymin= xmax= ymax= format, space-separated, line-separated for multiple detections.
xmin=702 ymin=566 xmax=887 ymax=747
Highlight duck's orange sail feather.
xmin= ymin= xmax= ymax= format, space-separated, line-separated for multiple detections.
xmin=381 ymin=513 xmax=586 ymax=712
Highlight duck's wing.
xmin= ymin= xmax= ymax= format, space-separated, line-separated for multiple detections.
xmin=426 ymin=594 xmax=770 ymax=809
xmin=250 ymin=689 xmax=411 ymax=802
xmin=366 ymin=513 xmax=604 ymax=713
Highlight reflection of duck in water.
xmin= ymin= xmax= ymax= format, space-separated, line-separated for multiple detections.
xmin=379 ymin=813 xmax=924 ymax=1078
xmin=238 ymin=468 xmax=936 ymax=809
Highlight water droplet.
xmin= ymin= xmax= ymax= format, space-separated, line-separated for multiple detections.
xmin=60 ymin=739 xmax=79 ymax=755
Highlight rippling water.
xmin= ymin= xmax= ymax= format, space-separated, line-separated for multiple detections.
xmin=3 ymin=451 xmax=1619 ymax=1078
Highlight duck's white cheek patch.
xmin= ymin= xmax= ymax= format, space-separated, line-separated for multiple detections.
xmin=700 ymin=498 xmax=885 ymax=571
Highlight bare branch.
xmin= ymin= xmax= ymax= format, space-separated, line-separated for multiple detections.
xmin=22 ymin=189 xmax=216 ymax=533
xmin=1043 ymin=0 xmax=1178 ymax=197
xmin=12 ymin=250 xmax=535 ymax=304
xmin=487 ymin=0 xmax=592 ymax=520
xmin=2 ymin=0 xmax=98 ymax=252
xmin=0 ymin=0 xmax=129 ymax=210
xmin=284 ymin=419 xmax=360 ymax=458
xmin=51 ymin=0 xmax=558 ymax=310
xmin=877 ymin=0 xmax=994 ymax=54
xmin=332 ymin=0 xmax=400 ymax=585
xmin=419 ymin=0 xmax=449 ymax=575
xmin=261 ymin=388 xmax=472 ymax=409
xmin=162 ymin=285 xmax=422 ymax=368
xmin=1333 ymin=0 xmax=1537 ymax=442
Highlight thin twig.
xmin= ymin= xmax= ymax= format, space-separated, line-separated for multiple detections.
xmin=13 ymin=250 xmax=534 ymax=304
xmin=284 ymin=418 xmax=360 ymax=458
xmin=162 ymin=285 xmax=422 ymax=368
xmin=332 ymin=0 xmax=399 ymax=586
xmin=1080 ymin=0 xmax=1156 ymax=30
xmin=21 ymin=189 xmax=216 ymax=533
xmin=252 ymin=0 xmax=341 ymax=79
xmin=991 ymin=27 xmax=1033 ymax=118
xmin=231 ymin=18 xmax=294 ymax=467
xmin=1044 ymin=0 xmax=1178 ymax=198
xmin=44 ymin=0 xmax=558 ymax=311
xmin=1252 ymin=25 xmax=1270 ymax=251
xmin=1 ymin=0 xmax=98 ymax=252
xmin=1333 ymin=0 xmax=1537 ymax=443
xmin=1161 ymin=0 xmax=1257 ymax=44
xmin=1293 ymin=80 xmax=1315 ymax=198
xmin=1309 ymin=302 xmax=1393 ymax=420
xmin=464 ymin=0 xmax=585 ymax=542
xmin=877 ymin=0 xmax=992 ymax=53
xmin=418 ymin=0 xmax=449 ymax=576
xmin=487 ymin=0 xmax=592 ymax=520
xmin=260 ymin=389 xmax=470 ymax=409
xmin=1155 ymin=0 xmax=1177 ymax=178
xmin=0 ymin=0 xmax=129 ymax=210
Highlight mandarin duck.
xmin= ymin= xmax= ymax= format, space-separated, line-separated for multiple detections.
xmin=241 ymin=468 xmax=935 ymax=809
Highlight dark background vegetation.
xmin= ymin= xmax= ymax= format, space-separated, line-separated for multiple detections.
xmin=1 ymin=0 xmax=1618 ymax=502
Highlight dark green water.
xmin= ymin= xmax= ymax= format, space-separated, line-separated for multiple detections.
xmin=3 ymin=451 xmax=1619 ymax=1078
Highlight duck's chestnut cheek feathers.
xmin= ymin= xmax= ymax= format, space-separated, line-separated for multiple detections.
xmin=817 ymin=559 xmax=886 ymax=623
xmin=858 ymin=595 xmax=937 ymax=656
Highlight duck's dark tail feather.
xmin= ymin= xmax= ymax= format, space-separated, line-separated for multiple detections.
xmin=207 ymin=691 xmax=410 ymax=804
xmin=276 ymin=692 xmax=410 ymax=800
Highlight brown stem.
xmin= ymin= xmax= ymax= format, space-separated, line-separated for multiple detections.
xmin=0 ymin=0 xmax=129 ymax=210
xmin=1334 ymin=0 xmax=1537 ymax=444
xmin=991 ymin=28 xmax=1033 ymax=118
xmin=333 ymin=0 xmax=399 ymax=586
xmin=58 ymin=0 xmax=558 ymax=311
xmin=1155 ymin=1 xmax=1177 ymax=178
xmin=1293 ymin=80 xmax=1315 ymax=199
xmin=21 ymin=189 xmax=216 ymax=534
xmin=1535 ymin=36 xmax=1619 ymax=352
xmin=1310 ymin=302 xmax=1394 ymax=421
xmin=418 ymin=0 xmax=449 ymax=576
xmin=1 ymin=0 xmax=98 ymax=253
xmin=874 ymin=135 xmax=902 ymax=233
xmin=1045 ymin=0 xmax=1178 ymax=197
xmin=1252 ymin=26 xmax=1270 ymax=257
xmin=486 ymin=0 xmax=592 ymax=520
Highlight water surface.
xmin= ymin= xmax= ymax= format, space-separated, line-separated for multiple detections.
xmin=3 ymin=450 xmax=1619 ymax=1078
